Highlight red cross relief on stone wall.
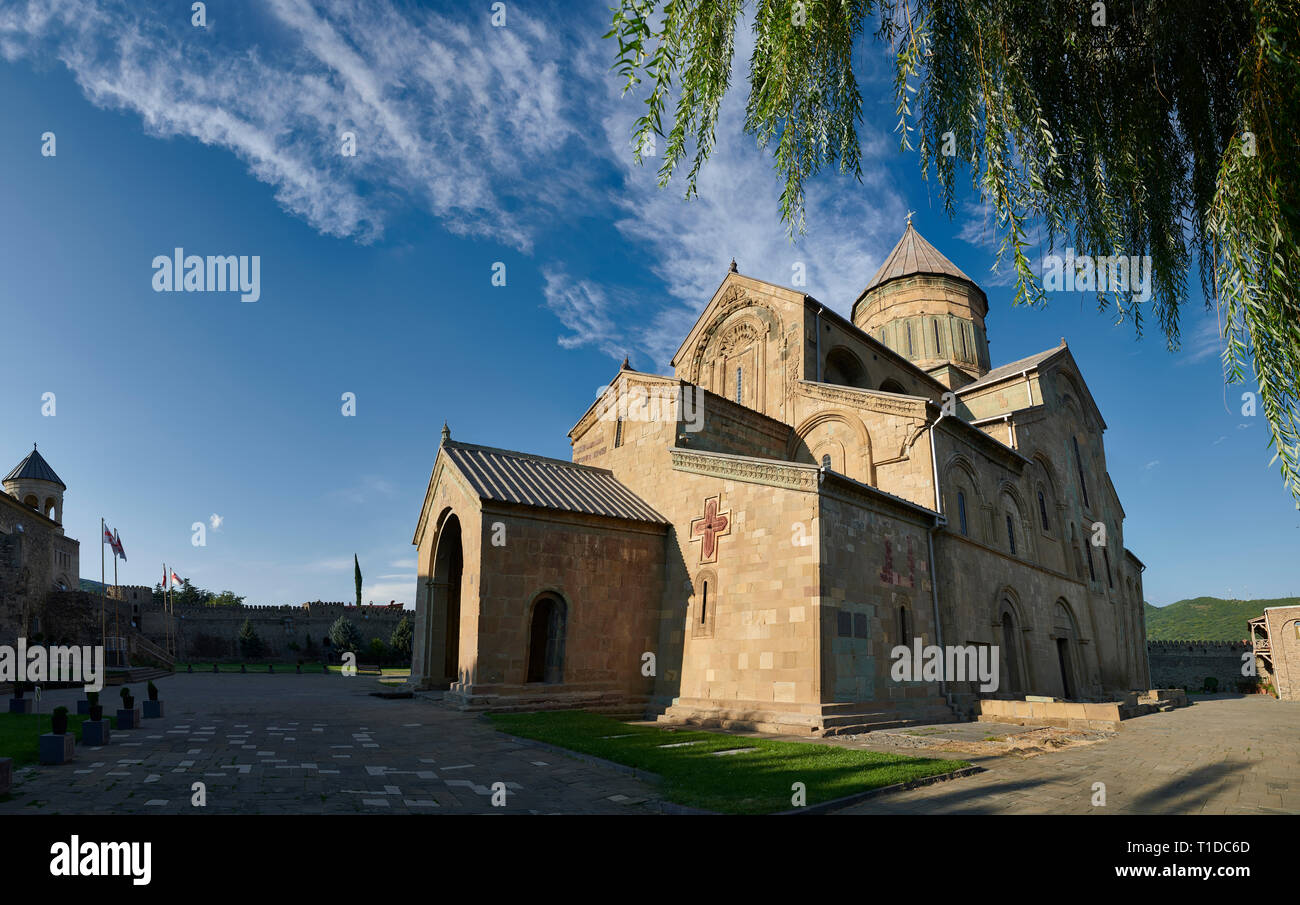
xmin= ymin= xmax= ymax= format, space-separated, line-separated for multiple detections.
xmin=690 ymin=495 xmax=731 ymax=564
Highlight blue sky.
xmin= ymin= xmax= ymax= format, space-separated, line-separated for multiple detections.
xmin=0 ymin=1 xmax=1292 ymax=608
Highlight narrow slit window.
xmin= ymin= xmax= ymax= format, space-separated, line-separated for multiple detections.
xmin=735 ymin=366 xmax=743 ymax=404
xmin=1038 ymin=490 xmax=1050 ymax=530
xmin=1006 ymin=514 xmax=1017 ymax=555
xmin=957 ymin=491 xmax=968 ymax=536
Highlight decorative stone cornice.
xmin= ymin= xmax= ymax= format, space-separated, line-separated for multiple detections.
xmin=670 ymin=449 xmax=819 ymax=493
xmin=796 ymin=380 xmax=927 ymax=419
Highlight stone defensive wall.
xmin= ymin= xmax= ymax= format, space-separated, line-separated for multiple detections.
xmin=138 ymin=600 xmax=409 ymax=662
xmin=1145 ymin=640 xmax=1255 ymax=693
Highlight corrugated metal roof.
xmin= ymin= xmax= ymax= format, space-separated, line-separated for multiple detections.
xmin=4 ymin=446 xmax=66 ymax=489
xmin=862 ymin=222 xmax=978 ymax=294
xmin=441 ymin=440 xmax=667 ymax=524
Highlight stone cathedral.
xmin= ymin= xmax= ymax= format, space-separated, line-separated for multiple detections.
xmin=411 ymin=223 xmax=1152 ymax=735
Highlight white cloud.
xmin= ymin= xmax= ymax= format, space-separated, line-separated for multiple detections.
xmin=1176 ymin=317 xmax=1226 ymax=366
xmin=0 ymin=0 xmax=591 ymax=250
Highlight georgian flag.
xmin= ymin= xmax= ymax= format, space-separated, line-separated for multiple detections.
xmin=112 ymin=530 xmax=127 ymax=562
xmin=103 ymin=525 xmax=115 ymax=545
xmin=171 ymin=570 xmax=184 ymax=588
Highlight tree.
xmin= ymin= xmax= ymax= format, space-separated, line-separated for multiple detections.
xmin=607 ymin=0 xmax=1300 ymax=503
xmin=368 ymin=637 xmax=388 ymax=665
xmin=237 ymin=619 xmax=264 ymax=659
xmin=390 ymin=614 xmax=414 ymax=662
xmin=354 ymin=554 xmax=362 ymax=608
xmin=208 ymin=591 xmax=245 ymax=607
xmin=328 ymin=615 xmax=363 ymax=653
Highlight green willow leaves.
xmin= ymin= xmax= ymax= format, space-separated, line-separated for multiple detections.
xmin=607 ymin=0 xmax=1300 ymax=504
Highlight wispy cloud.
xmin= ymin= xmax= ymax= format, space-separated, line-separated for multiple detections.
xmin=0 ymin=0 xmax=593 ymax=250
xmin=1176 ymin=317 xmax=1226 ymax=366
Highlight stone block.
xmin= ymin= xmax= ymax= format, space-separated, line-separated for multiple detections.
xmin=81 ymin=720 xmax=112 ymax=747
xmin=39 ymin=733 xmax=75 ymax=765
xmin=143 ymin=700 xmax=164 ymax=719
xmin=116 ymin=707 xmax=142 ymax=730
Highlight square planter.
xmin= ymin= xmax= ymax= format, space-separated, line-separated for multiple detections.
xmin=116 ymin=707 xmax=142 ymax=730
xmin=76 ymin=700 xmax=92 ymax=715
xmin=8 ymin=698 xmax=34 ymax=714
xmin=142 ymin=700 xmax=164 ymax=719
xmin=81 ymin=720 xmax=112 ymax=747
xmin=39 ymin=733 xmax=75 ymax=765
xmin=0 ymin=757 xmax=11 ymax=796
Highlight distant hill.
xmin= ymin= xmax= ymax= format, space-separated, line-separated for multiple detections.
xmin=1144 ymin=596 xmax=1299 ymax=641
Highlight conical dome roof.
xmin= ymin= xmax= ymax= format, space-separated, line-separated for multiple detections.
xmin=861 ymin=221 xmax=980 ymax=296
xmin=4 ymin=445 xmax=66 ymax=489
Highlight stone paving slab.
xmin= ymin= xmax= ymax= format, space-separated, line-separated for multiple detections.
xmin=0 ymin=675 xmax=662 ymax=815
xmin=833 ymin=695 xmax=1300 ymax=815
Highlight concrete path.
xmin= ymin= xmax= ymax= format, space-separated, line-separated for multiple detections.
xmin=0 ymin=674 xmax=662 ymax=815
xmin=835 ymin=694 xmax=1299 ymax=814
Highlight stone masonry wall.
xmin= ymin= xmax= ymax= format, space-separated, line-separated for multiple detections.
xmin=1146 ymin=640 xmax=1253 ymax=693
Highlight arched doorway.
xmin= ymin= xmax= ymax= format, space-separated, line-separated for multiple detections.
xmin=429 ymin=514 xmax=463 ymax=683
xmin=999 ymin=604 xmax=1023 ymax=694
xmin=526 ymin=594 xmax=567 ymax=684
xmin=1053 ymin=601 xmax=1079 ymax=699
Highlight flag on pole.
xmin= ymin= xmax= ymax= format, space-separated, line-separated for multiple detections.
xmin=103 ymin=525 xmax=115 ymax=546
xmin=111 ymin=530 xmax=127 ymax=561
xmin=171 ymin=570 xmax=184 ymax=588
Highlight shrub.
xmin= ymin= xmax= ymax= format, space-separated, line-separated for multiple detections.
xmin=238 ymin=619 xmax=265 ymax=659
xmin=390 ymin=614 xmax=413 ymax=661
xmin=328 ymin=616 xmax=363 ymax=653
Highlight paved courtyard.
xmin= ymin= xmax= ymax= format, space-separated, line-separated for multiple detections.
xmin=0 ymin=674 xmax=663 ymax=814
xmin=2 ymin=679 xmax=1295 ymax=815
xmin=834 ymin=694 xmax=1300 ymax=815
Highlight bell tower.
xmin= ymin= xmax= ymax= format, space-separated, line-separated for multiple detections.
xmin=852 ymin=219 xmax=991 ymax=389
xmin=4 ymin=444 xmax=67 ymax=529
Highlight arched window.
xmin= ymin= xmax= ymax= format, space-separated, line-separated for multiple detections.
xmin=880 ymin=378 xmax=907 ymax=394
xmin=957 ymin=491 xmax=969 ymax=536
xmin=1103 ymin=548 xmax=1113 ymax=587
xmin=1006 ymin=514 xmax=1017 ymax=555
xmin=1038 ymin=490 xmax=1050 ymax=530
xmin=1085 ymin=541 xmax=1097 ymax=582
xmin=905 ymin=323 xmax=914 ymax=357
xmin=700 ymin=580 xmax=709 ymax=624
xmin=824 ymin=348 xmax=867 ymax=388
xmin=1072 ymin=436 xmax=1090 ymax=508
xmin=821 ymin=454 xmax=832 ymax=470
xmin=932 ymin=319 xmax=942 ymax=355
xmin=614 ymin=418 xmax=624 ymax=448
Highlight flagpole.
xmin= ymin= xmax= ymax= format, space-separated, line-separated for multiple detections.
xmin=100 ymin=518 xmax=106 ymax=656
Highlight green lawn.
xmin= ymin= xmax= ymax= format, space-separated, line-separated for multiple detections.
xmin=0 ymin=712 xmax=119 ymax=767
xmin=176 ymin=663 xmax=411 ymax=676
xmin=488 ymin=710 xmax=970 ymax=815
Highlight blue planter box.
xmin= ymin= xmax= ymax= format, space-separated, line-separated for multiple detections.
xmin=142 ymin=700 xmax=164 ymax=719
xmin=76 ymin=699 xmax=92 ymax=715
xmin=8 ymin=698 xmax=34 ymax=714
xmin=39 ymin=733 xmax=75 ymax=765
xmin=116 ymin=707 xmax=142 ymax=730
xmin=81 ymin=720 xmax=112 ymax=747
